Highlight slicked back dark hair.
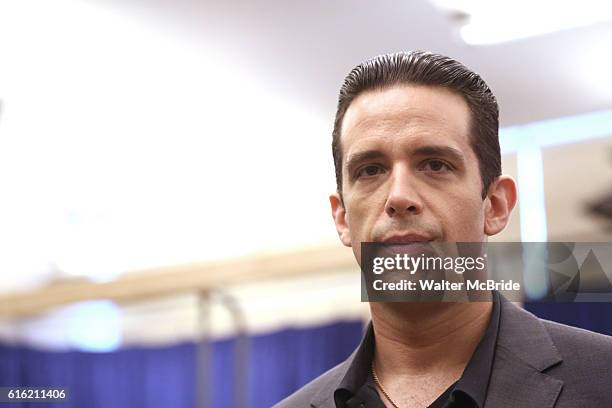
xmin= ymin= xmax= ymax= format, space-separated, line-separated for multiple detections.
xmin=332 ymin=51 xmax=500 ymax=201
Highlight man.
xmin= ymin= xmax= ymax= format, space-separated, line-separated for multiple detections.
xmin=274 ymin=51 xmax=612 ymax=407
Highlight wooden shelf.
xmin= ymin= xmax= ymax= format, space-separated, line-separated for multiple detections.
xmin=0 ymin=245 xmax=356 ymax=319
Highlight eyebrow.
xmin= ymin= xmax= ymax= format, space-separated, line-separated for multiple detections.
xmin=412 ymin=145 xmax=465 ymax=164
xmin=345 ymin=145 xmax=466 ymax=173
xmin=345 ymin=150 xmax=387 ymax=173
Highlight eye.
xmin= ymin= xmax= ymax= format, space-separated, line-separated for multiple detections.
xmin=356 ymin=164 xmax=385 ymax=179
xmin=420 ymin=159 xmax=453 ymax=173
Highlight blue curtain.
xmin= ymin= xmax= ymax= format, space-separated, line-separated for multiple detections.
xmin=524 ymin=302 xmax=612 ymax=336
xmin=0 ymin=320 xmax=364 ymax=408
xmin=2 ymin=308 xmax=611 ymax=408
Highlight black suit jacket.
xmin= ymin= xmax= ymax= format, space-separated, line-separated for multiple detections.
xmin=274 ymin=297 xmax=612 ymax=407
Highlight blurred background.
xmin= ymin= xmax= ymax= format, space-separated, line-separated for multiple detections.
xmin=1 ymin=0 xmax=612 ymax=406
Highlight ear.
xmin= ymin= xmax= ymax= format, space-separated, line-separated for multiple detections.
xmin=329 ymin=192 xmax=352 ymax=247
xmin=484 ymin=175 xmax=518 ymax=236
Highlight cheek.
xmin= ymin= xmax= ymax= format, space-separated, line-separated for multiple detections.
xmin=440 ymin=196 xmax=485 ymax=240
xmin=346 ymin=197 xmax=381 ymax=241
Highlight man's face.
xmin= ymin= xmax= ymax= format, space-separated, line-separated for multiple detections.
xmin=331 ymin=85 xmax=488 ymax=260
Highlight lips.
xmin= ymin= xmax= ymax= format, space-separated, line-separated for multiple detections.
xmin=380 ymin=233 xmax=433 ymax=244
xmin=375 ymin=233 xmax=436 ymax=258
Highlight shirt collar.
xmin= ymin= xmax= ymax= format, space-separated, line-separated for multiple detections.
xmin=450 ymin=290 xmax=501 ymax=407
xmin=335 ymin=318 xmax=376 ymax=396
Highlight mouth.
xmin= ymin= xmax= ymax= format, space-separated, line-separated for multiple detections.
xmin=379 ymin=233 xmax=433 ymax=244
xmin=377 ymin=234 xmax=436 ymax=258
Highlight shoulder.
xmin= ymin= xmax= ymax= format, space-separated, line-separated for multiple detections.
xmin=499 ymin=296 xmax=612 ymax=360
xmin=497 ymin=298 xmax=612 ymax=387
xmin=538 ymin=319 xmax=612 ymax=403
xmin=272 ymin=359 xmax=350 ymax=408
xmin=540 ymin=318 xmax=612 ymax=363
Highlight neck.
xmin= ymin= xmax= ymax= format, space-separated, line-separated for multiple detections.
xmin=370 ymin=300 xmax=492 ymax=377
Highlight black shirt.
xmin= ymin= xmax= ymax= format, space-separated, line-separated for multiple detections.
xmin=334 ymin=291 xmax=501 ymax=408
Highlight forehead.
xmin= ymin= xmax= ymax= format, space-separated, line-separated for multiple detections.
xmin=340 ymin=85 xmax=472 ymax=158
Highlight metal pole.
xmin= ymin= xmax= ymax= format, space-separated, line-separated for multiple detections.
xmin=196 ymin=291 xmax=213 ymax=408
xmin=216 ymin=291 xmax=250 ymax=408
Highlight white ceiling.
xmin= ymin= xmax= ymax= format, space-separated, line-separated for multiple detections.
xmin=102 ymin=0 xmax=612 ymax=125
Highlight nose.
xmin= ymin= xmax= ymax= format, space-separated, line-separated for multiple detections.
xmin=384 ymin=165 xmax=423 ymax=217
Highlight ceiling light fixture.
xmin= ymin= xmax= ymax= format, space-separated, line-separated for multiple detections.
xmin=430 ymin=0 xmax=612 ymax=45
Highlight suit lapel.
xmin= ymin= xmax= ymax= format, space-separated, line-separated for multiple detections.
xmin=484 ymin=345 xmax=563 ymax=407
xmin=485 ymin=297 xmax=564 ymax=407
xmin=310 ymin=350 xmax=357 ymax=408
